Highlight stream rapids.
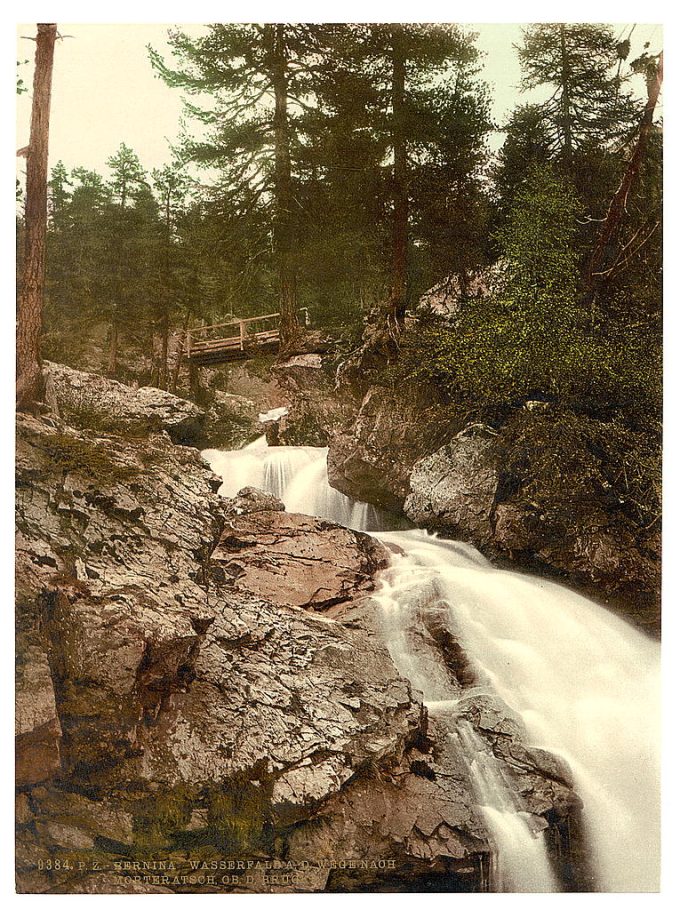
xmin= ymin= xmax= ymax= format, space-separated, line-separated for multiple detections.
xmin=203 ymin=437 xmax=661 ymax=893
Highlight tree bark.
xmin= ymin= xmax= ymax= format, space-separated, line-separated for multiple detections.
xmin=268 ymin=24 xmax=301 ymax=353
xmin=159 ymin=192 xmax=171 ymax=390
xmin=344 ymin=26 xmax=410 ymax=379
xmin=584 ymin=52 xmax=663 ymax=308
xmin=170 ymin=311 xmax=191 ymax=394
xmin=389 ymin=26 xmax=409 ymax=327
xmin=16 ymin=23 xmax=57 ymax=412
xmin=107 ymin=316 xmax=119 ymax=375
xmin=559 ymin=24 xmax=574 ymax=166
xmin=159 ymin=309 xmax=169 ymax=390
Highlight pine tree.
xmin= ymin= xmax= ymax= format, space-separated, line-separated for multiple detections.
xmin=492 ymin=104 xmax=553 ymax=222
xmin=149 ymin=25 xmax=331 ymax=351
xmin=105 ymin=144 xmax=151 ymax=373
xmin=151 ymin=162 xmax=192 ymax=387
xmin=517 ymin=24 xmax=639 ymax=166
xmin=17 ymin=23 xmax=58 ymax=412
xmin=320 ymin=24 xmax=490 ymax=355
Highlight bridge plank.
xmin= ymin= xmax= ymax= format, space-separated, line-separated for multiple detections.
xmin=187 ymin=310 xmax=290 ymax=364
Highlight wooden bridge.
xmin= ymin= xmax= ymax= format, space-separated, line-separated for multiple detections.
xmin=186 ymin=311 xmax=305 ymax=366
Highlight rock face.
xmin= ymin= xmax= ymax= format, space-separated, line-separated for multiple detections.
xmin=405 ymin=425 xmax=499 ymax=543
xmin=267 ymin=354 xmax=351 ymax=447
xmin=44 ymin=360 xmax=205 ymax=444
xmin=203 ymin=389 xmax=261 ymax=449
xmin=15 ymin=414 xmax=420 ymax=892
xmin=404 ymin=411 xmax=660 ymax=629
xmin=212 ymin=504 xmax=389 ymax=613
xmin=44 ymin=361 xmax=259 ymax=449
xmin=327 ymin=386 xmax=458 ymax=513
xmin=16 ymin=412 xmax=585 ymax=893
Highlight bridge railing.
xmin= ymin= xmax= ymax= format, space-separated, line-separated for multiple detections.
xmin=187 ymin=313 xmax=277 ymax=356
xmin=186 ymin=308 xmax=309 ymax=358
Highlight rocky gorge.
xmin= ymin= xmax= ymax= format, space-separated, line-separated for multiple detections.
xmin=15 ymin=366 xmax=595 ymax=893
xmin=269 ymin=349 xmax=661 ymax=633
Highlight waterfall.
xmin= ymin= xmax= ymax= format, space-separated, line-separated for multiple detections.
xmin=203 ymin=441 xmax=661 ymax=893
xmin=455 ymin=723 xmax=559 ymax=893
xmin=375 ymin=531 xmax=660 ymax=893
xmin=204 ymin=437 xmax=395 ymax=531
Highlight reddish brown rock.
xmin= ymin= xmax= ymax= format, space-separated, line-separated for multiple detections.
xmin=211 ymin=509 xmax=389 ymax=612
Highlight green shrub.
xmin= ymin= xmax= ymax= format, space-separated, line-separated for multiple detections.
xmin=390 ymin=165 xmax=660 ymax=429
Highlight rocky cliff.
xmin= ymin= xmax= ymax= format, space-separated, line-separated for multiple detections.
xmin=16 ymin=393 xmax=586 ymax=892
xmin=270 ymin=354 xmax=661 ymax=632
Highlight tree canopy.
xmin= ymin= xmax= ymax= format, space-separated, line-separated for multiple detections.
xmin=17 ymin=21 xmax=660 ymax=431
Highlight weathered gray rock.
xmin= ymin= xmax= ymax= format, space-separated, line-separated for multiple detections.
xmin=398 ymin=411 xmax=660 ymax=630
xmin=43 ymin=361 xmax=260 ymax=450
xmin=226 ymin=485 xmax=286 ymax=515
xmin=44 ymin=360 xmax=205 ymax=444
xmin=211 ymin=509 xmax=388 ymax=613
xmin=286 ymin=716 xmax=490 ymax=892
xmin=416 ymin=264 xmax=507 ymax=320
xmin=328 ymin=386 xmax=458 ymax=512
xmin=16 ymin=412 xmax=586 ymax=893
xmin=405 ymin=425 xmax=499 ymax=542
xmin=15 ymin=414 xmax=423 ymax=892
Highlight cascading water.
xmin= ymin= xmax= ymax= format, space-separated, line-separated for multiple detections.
xmin=455 ymin=723 xmax=559 ymax=893
xmin=203 ymin=439 xmax=661 ymax=893
xmin=375 ymin=532 xmax=661 ymax=893
xmin=204 ymin=438 xmax=395 ymax=532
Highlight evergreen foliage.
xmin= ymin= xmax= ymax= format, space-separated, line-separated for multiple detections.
xmin=22 ymin=21 xmax=660 ymax=444
xmin=391 ymin=165 xmax=660 ymax=428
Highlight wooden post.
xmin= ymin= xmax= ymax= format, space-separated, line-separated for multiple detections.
xmin=239 ymin=319 xmax=246 ymax=351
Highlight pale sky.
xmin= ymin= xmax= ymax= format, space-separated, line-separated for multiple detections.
xmin=15 ymin=22 xmax=663 ymax=181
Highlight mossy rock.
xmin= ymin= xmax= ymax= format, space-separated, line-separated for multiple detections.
xmin=206 ymin=775 xmax=272 ymax=852
xmin=42 ymin=433 xmax=140 ymax=484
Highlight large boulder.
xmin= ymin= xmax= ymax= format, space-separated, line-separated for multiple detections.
xmin=405 ymin=425 xmax=499 ymax=542
xmin=44 ymin=361 xmax=259 ymax=449
xmin=44 ymin=361 xmax=205 ymax=444
xmin=403 ymin=411 xmax=660 ymax=629
xmin=415 ymin=264 xmax=507 ymax=321
xmin=212 ymin=506 xmax=388 ymax=613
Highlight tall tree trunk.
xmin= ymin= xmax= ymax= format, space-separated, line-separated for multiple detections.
xmin=170 ymin=311 xmax=191 ymax=394
xmin=584 ymin=52 xmax=663 ymax=308
xmin=342 ymin=25 xmax=410 ymax=381
xmin=559 ymin=24 xmax=573 ymax=167
xmin=159 ymin=308 xmax=169 ymax=390
xmin=16 ymin=23 xmax=57 ymax=412
xmin=268 ymin=24 xmax=301 ymax=353
xmin=388 ymin=25 xmax=409 ymax=329
xmin=159 ymin=193 xmax=171 ymax=390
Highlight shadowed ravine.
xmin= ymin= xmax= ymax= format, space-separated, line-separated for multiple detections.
xmin=203 ymin=438 xmax=661 ymax=893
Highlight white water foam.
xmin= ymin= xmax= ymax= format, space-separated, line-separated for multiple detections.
xmin=455 ymin=722 xmax=559 ymax=892
xmin=204 ymin=437 xmax=388 ymax=531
